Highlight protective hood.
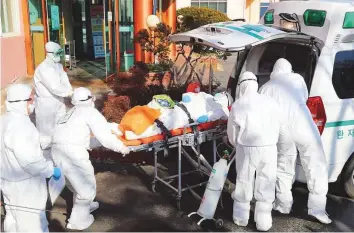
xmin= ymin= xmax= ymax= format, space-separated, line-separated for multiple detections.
xmin=237 ymin=72 xmax=258 ymax=98
xmin=71 ymin=87 xmax=95 ymax=107
xmin=5 ymin=84 xmax=32 ymax=115
xmin=270 ymin=58 xmax=292 ymax=79
xmin=45 ymin=41 xmax=63 ymax=63
xmin=5 ymin=101 xmax=28 ymax=115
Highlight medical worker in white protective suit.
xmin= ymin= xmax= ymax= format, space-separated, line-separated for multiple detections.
xmin=234 ymin=70 xmax=255 ymax=100
xmin=51 ymin=87 xmax=130 ymax=230
xmin=227 ymin=72 xmax=289 ymax=231
xmin=1 ymin=84 xmax=61 ymax=232
xmin=34 ymin=41 xmax=73 ymax=158
xmin=259 ymin=58 xmax=331 ymax=224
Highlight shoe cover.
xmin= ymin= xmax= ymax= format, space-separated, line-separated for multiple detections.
xmin=67 ymin=214 xmax=94 ymax=230
xmin=255 ymin=203 xmax=272 ymax=231
xmin=255 ymin=212 xmax=272 ymax=231
xmin=273 ymin=201 xmax=291 ymax=214
xmin=233 ymin=219 xmax=248 ymax=227
xmin=232 ymin=201 xmax=251 ymax=223
xmin=90 ymin=201 xmax=99 ymax=213
xmin=256 ymin=221 xmax=272 ymax=232
xmin=308 ymin=209 xmax=332 ymax=224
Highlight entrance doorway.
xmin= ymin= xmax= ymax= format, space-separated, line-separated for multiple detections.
xmin=27 ymin=0 xmax=135 ymax=79
xmin=68 ymin=0 xmax=135 ymax=78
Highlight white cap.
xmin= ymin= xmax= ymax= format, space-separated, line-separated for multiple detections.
xmin=45 ymin=41 xmax=61 ymax=53
xmin=6 ymin=84 xmax=32 ymax=102
xmin=71 ymin=87 xmax=93 ymax=105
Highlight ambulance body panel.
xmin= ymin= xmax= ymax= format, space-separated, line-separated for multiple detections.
xmin=169 ymin=0 xmax=354 ymax=197
xmin=260 ymin=0 xmax=354 ymax=185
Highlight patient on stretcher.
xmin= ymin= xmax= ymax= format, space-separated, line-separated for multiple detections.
xmin=118 ymin=91 xmax=232 ymax=141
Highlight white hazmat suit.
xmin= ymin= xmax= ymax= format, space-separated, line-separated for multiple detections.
xmin=51 ymin=87 xmax=130 ymax=230
xmin=234 ymin=71 xmax=257 ymax=100
xmin=259 ymin=58 xmax=331 ymax=224
xmin=34 ymin=41 xmax=73 ymax=158
xmin=227 ymin=72 xmax=287 ymax=231
xmin=1 ymin=84 xmax=60 ymax=232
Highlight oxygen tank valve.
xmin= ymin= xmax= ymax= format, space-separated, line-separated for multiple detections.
xmin=222 ymin=150 xmax=230 ymax=160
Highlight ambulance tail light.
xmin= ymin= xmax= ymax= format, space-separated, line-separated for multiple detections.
xmin=306 ymin=96 xmax=326 ymax=135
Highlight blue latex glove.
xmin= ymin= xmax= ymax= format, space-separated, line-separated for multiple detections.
xmin=53 ymin=167 xmax=61 ymax=181
xmin=182 ymin=95 xmax=191 ymax=103
xmin=197 ymin=115 xmax=208 ymax=123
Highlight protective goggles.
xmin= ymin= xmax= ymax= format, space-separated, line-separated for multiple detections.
xmin=237 ymin=78 xmax=258 ymax=85
xmin=79 ymin=96 xmax=96 ymax=102
xmin=48 ymin=48 xmax=64 ymax=57
xmin=8 ymin=98 xmax=32 ymax=103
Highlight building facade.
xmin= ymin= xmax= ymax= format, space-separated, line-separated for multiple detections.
xmin=1 ymin=0 xmax=274 ymax=88
xmin=1 ymin=0 xmax=28 ymax=88
xmin=176 ymin=0 xmax=277 ymax=23
xmin=1 ymin=0 xmax=177 ymax=89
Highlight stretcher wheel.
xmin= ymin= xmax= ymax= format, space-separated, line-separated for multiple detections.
xmin=215 ymin=219 xmax=223 ymax=228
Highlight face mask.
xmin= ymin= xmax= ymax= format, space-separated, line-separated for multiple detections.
xmin=53 ymin=55 xmax=61 ymax=63
xmin=47 ymin=50 xmax=63 ymax=63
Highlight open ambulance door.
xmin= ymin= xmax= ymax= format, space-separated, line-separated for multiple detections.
xmin=169 ymin=21 xmax=324 ymax=99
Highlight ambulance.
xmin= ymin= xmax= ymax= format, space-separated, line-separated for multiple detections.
xmin=169 ymin=0 xmax=354 ymax=198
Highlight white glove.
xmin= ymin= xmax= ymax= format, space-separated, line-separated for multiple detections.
xmin=109 ymin=122 xmax=122 ymax=136
xmin=119 ymin=146 xmax=130 ymax=157
xmin=39 ymin=134 xmax=53 ymax=150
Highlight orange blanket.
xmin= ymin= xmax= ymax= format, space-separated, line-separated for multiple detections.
xmin=118 ymin=106 xmax=161 ymax=136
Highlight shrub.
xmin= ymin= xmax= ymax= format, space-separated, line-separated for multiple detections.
xmin=177 ymin=7 xmax=230 ymax=32
xmin=113 ymin=73 xmax=145 ymax=97
xmin=102 ymin=96 xmax=131 ymax=123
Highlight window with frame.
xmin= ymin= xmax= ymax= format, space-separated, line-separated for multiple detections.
xmin=1 ymin=0 xmax=20 ymax=35
xmin=257 ymin=42 xmax=314 ymax=88
xmin=332 ymin=50 xmax=354 ymax=99
xmin=191 ymin=0 xmax=227 ymax=14
xmin=258 ymin=43 xmax=311 ymax=74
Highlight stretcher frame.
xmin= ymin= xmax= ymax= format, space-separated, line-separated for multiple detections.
xmin=126 ymin=122 xmax=227 ymax=210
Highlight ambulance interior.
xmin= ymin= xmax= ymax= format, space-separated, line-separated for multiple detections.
xmin=231 ymin=39 xmax=320 ymax=92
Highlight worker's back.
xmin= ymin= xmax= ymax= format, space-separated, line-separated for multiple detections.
xmin=1 ymin=112 xmax=42 ymax=181
xmin=259 ymin=58 xmax=309 ymax=123
xmin=231 ymin=93 xmax=282 ymax=147
xmin=52 ymin=106 xmax=96 ymax=150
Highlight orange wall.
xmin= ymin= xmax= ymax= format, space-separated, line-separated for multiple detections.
xmin=1 ymin=0 xmax=27 ymax=88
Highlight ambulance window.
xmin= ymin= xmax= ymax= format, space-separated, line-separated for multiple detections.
xmin=332 ymin=50 xmax=354 ymax=99
xmin=258 ymin=43 xmax=285 ymax=73
xmin=258 ymin=43 xmax=310 ymax=75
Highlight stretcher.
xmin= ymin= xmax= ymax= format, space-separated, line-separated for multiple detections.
xmin=102 ymin=119 xmax=228 ymax=209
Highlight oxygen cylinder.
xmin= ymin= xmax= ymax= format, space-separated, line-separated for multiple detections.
xmin=197 ymin=150 xmax=231 ymax=219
